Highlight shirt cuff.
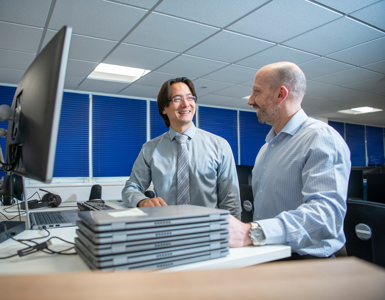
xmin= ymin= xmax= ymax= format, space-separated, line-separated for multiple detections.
xmin=257 ymin=218 xmax=286 ymax=245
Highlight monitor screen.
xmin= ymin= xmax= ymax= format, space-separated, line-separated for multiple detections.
xmin=347 ymin=169 xmax=364 ymax=200
xmin=3 ymin=26 xmax=72 ymax=184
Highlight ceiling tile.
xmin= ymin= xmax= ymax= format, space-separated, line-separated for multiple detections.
xmin=312 ymin=68 xmax=383 ymax=85
xmin=306 ymin=85 xmax=357 ymax=101
xmin=0 ymin=0 xmax=51 ymax=27
xmin=202 ymin=65 xmax=257 ymax=84
xmin=221 ymin=98 xmax=251 ymax=110
xmin=77 ymin=78 xmax=129 ymax=94
xmin=119 ymin=83 xmax=159 ymax=99
xmin=64 ymin=75 xmax=85 ymax=90
xmin=306 ymin=80 xmax=337 ymax=93
xmin=104 ymin=43 xmax=179 ymax=70
xmin=124 ymin=12 xmax=219 ymax=53
xmin=236 ymin=45 xmax=319 ymax=69
xmin=0 ymin=49 xmax=35 ymax=70
xmin=66 ymin=59 xmax=98 ymax=77
xmin=111 ymin=0 xmax=159 ymax=9
xmin=49 ymin=0 xmax=147 ymax=41
xmin=155 ymin=0 xmax=269 ymax=28
xmin=43 ymin=31 xmax=118 ymax=62
xmin=135 ymin=71 xmax=192 ymax=87
xmin=363 ymin=60 xmax=385 ymax=74
xmin=198 ymin=94 xmax=231 ymax=106
xmin=344 ymin=77 xmax=385 ymax=94
xmin=0 ymin=68 xmax=24 ymax=85
xmin=283 ymin=17 xmax=384 ymax=56
xmin=299 ymin=58 xmax=354 ymax=79
xmin=312 ymin=0 xmax=379 ymax=14
xmin=192 ymin=78 xmax=234 ymax=94
xmin=157 ymin=55 xmax=228 ymax=78
xmin=326 ymin=37 xmax=385 ymax=66
xmin=213 ymin=85 xmax=251 ymax=98
xmin=0 ymin=23 xmax=42 ymax=52
xmin=186 ymin=30 xmax=273 ymax=63
xmin=351 ymin=1 xmax=385 ymax=31
xmin=228 ymin=0 xmax=341 ymax=43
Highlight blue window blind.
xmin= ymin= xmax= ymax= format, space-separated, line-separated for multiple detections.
xmin=54 ymin=92 xmax=89 ymax=177
xmin=239 ymin=111 xmax=271 ymax=166
xmin=328 ymin=121 xmax=344 ymax=139
xmin=0 ymin=86 xmax=16 ymax=177
xmin=92 ymin=95 xmax=146 ymax=177
xmin=198 ymin=106 xmax=238 ymax=163
xmin=366 ymin=126 xmax=384 ymax=165
xmin=150 ymin=101 xmax=168 ymax=139
xmin=346 ymin=123 xmax=366 ymax=167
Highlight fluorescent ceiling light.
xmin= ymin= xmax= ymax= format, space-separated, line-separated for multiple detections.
xmin=338 ymin=106 xmax=383 ymax=115
xmin=88 ymin=63 xmax=151 ymax=83
xmin=243 ymin=95 xmax=251 ymax=99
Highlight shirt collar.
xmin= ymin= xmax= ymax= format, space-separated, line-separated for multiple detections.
xmin=266 ymin=109 xmax=308 ymax=142
xmin=168 ymin=123 xmax=197 ymax=141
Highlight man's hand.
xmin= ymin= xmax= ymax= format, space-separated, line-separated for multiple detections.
xmin=137 ymin=197 xmax=168 ymax=207
xmin=228 ymin=215 xmax=253 ymax=248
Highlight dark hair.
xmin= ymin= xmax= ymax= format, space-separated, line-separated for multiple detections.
xmin=157 ymin=77 xmax=197 ymax=128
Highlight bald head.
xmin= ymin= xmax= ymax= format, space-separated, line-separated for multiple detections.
xmin=260 ymin=62 xmax=307 ymax=102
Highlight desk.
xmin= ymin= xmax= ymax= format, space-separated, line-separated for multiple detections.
xmin=0 ymin=204 xmax=291 ymax=274
xmin=1 ymin=257 xmax=384 ymax=300
xmin=0 ymin=227 xmax=290 ymax=274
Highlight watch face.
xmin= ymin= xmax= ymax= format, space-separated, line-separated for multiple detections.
xmin=250 ymin=224 xmax=266 ymax=246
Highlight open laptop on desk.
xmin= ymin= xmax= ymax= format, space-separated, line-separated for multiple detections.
xmin=28 ymin=200 xmax=121 ymax=230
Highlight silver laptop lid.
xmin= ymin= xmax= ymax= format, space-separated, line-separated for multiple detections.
xmin=78 ymin=205 xmax=230 ymax=232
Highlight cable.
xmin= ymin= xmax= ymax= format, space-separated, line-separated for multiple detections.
xmin=0 ymin=223 xmax=76 ymax=259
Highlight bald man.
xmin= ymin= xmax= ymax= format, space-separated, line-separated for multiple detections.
xmin=229 ymin=62 xmax=351 ymax=260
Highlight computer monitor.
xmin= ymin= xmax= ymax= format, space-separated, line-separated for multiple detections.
xmin=0 ymin=26 xmax=72 ymax=204
xmin=366 ymin=174 xmax=385 ymax=204
xmin=347 ymin=169 xmax=364 ymax=200
xmin=3 ymin=26 xmax=71 ymax=182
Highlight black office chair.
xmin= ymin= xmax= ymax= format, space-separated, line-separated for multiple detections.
xmin=239 ymin=184 xmax=254 ymax=223
xmin=89 ymin=184 xmax=102 ymax=200
xmin=344 ymin=200 xmax=385 ymax=268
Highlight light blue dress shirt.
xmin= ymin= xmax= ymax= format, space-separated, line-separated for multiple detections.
xmin=122 ymin=124 xmax=241 ymax=219
xmin=253 ymin=109 xmax=351 ymax=257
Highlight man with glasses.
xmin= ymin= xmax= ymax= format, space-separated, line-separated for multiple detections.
xmin=122 ymin=77 xmax=241 ymax=219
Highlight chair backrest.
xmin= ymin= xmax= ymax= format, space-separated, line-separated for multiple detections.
xmin=89 ymin=184 xmax=102 ymax=200
xmin=344 ymin=200 xmax=385 ymax=268
xmin=239 ymin=184 xmax=254 ymax=223
xmin=236 ymin=165 xmax=252 ymax=186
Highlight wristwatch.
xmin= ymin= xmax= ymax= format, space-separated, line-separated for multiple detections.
xmin=249 ymin=222 xmax=266 ymax=246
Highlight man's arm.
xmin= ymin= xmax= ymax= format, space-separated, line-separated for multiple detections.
xmin=122 ymin=147 xmax=167 ymax=207
xmin=216 ymin=141 xmax=242 ymax=220
xmin=255 ymin=129 xmax=351 ymax=251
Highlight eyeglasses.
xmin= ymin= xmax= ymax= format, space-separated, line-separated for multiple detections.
xmin=169 ymin=95 xmax=197 ymax=104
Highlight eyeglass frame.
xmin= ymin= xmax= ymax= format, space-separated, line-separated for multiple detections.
xmin=169 ymin=95 xmax=197 ymax=104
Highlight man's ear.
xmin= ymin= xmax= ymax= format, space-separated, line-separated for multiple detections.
xmin=277 ymin=85 xmax=289 ymax=104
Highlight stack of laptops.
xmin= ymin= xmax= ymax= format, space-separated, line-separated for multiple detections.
xmin=75 ymin=205 xmax=230 ymax=271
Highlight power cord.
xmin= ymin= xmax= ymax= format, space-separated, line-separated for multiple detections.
xmin=0 ymin=223 xmax=76 ymax=259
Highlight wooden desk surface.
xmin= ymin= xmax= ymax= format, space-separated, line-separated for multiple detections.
xmin=1 ymin=257 xmax=384 ymax=300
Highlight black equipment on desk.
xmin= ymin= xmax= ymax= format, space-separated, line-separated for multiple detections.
xmin=77 ymin=200 xmax=114 ymax=211
xmin=78 ymin=184 xmax=113 ymax=211
xmin=0 ymin=221 xmax=25 ymax=244
xmin=20 ymin=189 xmax=62 ymax=210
